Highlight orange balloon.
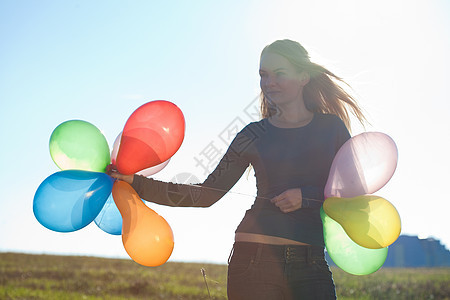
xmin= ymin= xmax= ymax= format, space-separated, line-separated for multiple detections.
xmin=116 ymin=100 xmax=185 ymax=175
xmin=112 ymin=181 xmax=174 ymax=266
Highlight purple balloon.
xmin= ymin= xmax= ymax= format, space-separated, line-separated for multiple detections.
xmin=324 ymin=132 xmax=398 ymax=198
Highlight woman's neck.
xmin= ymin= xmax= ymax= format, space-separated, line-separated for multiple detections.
xmin=269 ymin=103 xmax=313 ymax=128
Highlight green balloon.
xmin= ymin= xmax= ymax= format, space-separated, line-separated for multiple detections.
xmin=321 ymin=207 xmax=388 ymax=275
xmin=49 ymin=120 xmax=110 ymax=172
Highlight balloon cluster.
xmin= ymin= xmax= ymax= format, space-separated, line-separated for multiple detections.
xmin=321 ymin=132 xmax=400 ymax=275
xmin=33 ymin=100 xmax=185 ymax=267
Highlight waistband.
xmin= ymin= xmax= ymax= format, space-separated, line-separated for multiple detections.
xmin=230 ymin=242 xmax=325 ymax=263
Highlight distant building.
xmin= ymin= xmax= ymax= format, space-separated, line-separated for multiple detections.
xmin=325 ymin=235 xmax=450 ymax=268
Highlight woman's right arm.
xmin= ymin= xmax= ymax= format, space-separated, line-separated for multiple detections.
xmin=109 ymin=128 xmax=252 ymax=208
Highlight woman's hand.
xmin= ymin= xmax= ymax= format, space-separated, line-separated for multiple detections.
xmin=105 ymin=164 xmax=134 ymax=185
xmin=271 ymin=188 xmax=303 ymax=213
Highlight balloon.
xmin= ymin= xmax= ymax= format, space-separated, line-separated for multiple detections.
xmin=110 ymin=131 xmax=122 ymax=165
xmin=94 ymin=193 xmax=149 ymax=235
xmin=33 ymin=170 xmax=114 ymax=232
xmin=112 ymin=181 xmax=174 ymax=266
xmin=94 ymin=194 xmax=122 ymax=235
xmin=324 ymin=132 xmax=398 ymax=198
xmin=49 ymin=120 xmax=110 ymax=172
xmin=321 ymin=207 xmax=388 ymax=275
xmin=110 ymin=131 xmax=170 ymax=177
xmin=323 ymin=195 xmax=401 ymax=249
xmin=137 ymin=159 xmax=170 ymax=177
xmin=115 ymin=100 xmax=185 ymax=174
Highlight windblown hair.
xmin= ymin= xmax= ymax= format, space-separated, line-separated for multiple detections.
xmin=260 ymin=39 xmax=366 ymax=131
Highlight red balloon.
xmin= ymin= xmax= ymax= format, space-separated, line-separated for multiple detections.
xmin=116 ymin=101 xmax=185 ymax=175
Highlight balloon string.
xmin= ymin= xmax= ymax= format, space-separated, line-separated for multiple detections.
xmin=187 ymin=184 xmax=324 ymax=203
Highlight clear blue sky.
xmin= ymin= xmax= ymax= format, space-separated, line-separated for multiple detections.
xmin=1 ymin=0 xmax=449 ymax=264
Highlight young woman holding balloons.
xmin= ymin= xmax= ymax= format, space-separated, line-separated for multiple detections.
xmin=108 ymin=39 xmax=366 ymax=299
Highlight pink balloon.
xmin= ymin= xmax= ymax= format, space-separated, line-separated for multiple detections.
xmin=137 ymin=159 xmax=170 ymax=177
xmin=324 ymin=132 xmax=398 ymax=198
xmin=111 ymin=132 xmax=170 ymax=177
xmin=110 ymin=132 xmax=121 ymax=166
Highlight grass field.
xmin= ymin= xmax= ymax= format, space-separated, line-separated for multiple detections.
xmin=1 ymin=252 xmax=449 ymax=299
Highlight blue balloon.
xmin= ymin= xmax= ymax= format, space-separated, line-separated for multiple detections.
xmin=33 ymin=170 xmax=114 ymax=232
xmin=94 ymin=194 xmax=122 ymax=235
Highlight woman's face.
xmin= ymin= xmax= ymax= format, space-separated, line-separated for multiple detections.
xmin=259 ymin=52 xmax=307 ymax=106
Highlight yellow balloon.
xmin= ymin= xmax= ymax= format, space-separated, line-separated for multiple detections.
xmin=323 ymin=195 xmax=401 ymax=249
xmin=112 ymin=181 xmax=174 ymax=267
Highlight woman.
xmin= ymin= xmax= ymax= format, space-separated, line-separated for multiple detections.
xmin=108 ymin=39 xmax=366 ymax=299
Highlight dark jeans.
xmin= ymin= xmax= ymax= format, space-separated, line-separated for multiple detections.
xmin=227 ymin=242 xmax=336 ymax=300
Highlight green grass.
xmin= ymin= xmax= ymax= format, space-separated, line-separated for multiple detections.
xmin=332 ymin=268 xmax=450 ymax=300
xmin=1 ymin=252 xmax=449 ymax=299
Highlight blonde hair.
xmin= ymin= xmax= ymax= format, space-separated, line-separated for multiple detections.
xmin=260 ymin=39 xmax=366 ymax=131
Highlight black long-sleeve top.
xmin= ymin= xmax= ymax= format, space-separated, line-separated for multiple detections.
xmin=132 ymin=113 xmax=350 ymax=246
